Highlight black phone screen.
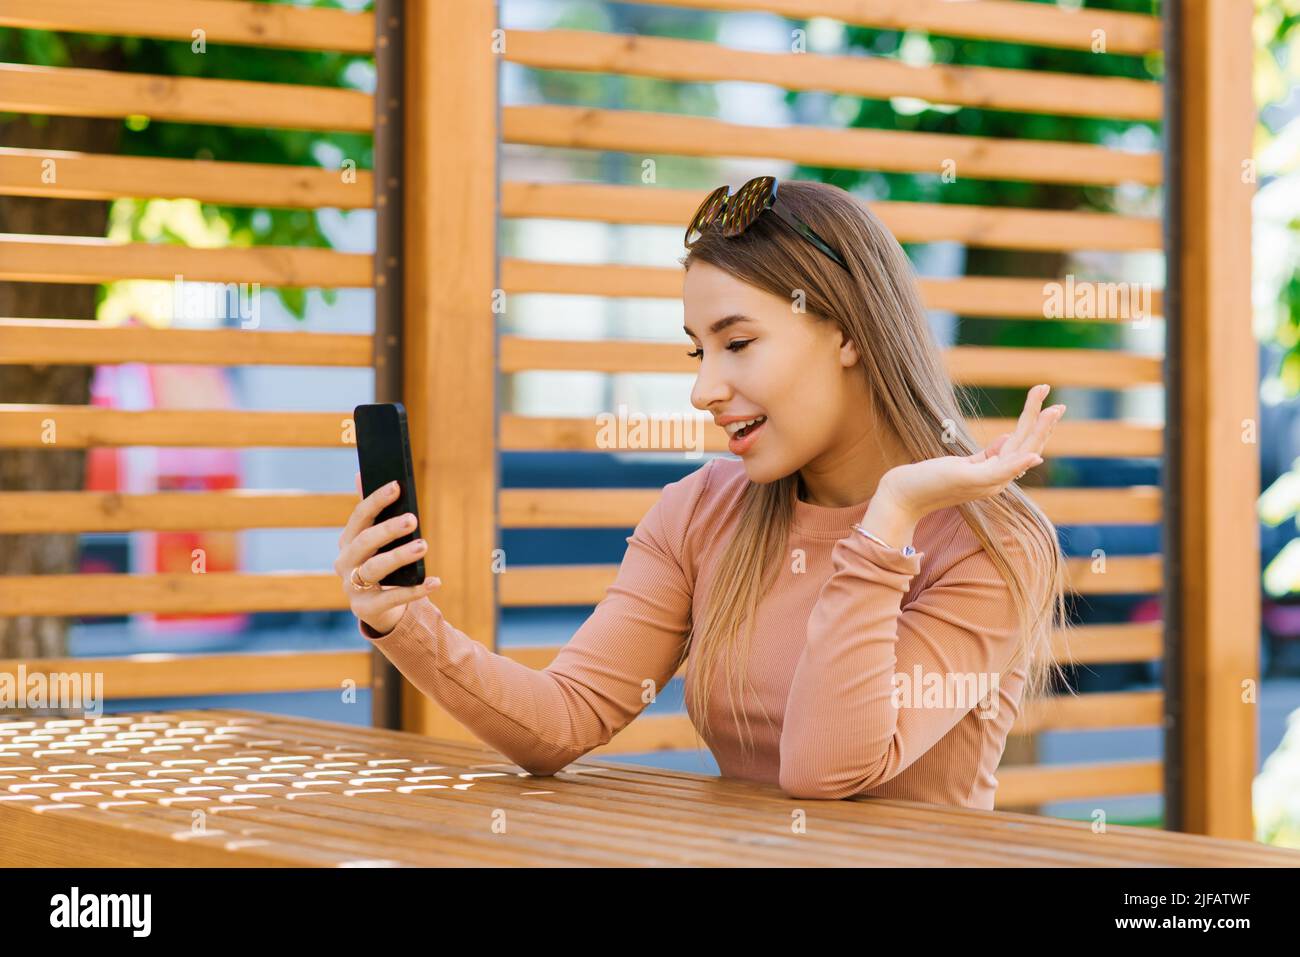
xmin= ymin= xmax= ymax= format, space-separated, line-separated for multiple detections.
xmin=353 ymin=402 xmax=425 ymax=587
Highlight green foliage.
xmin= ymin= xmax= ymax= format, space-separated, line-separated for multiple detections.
xmin=0 ymin=1 xmax=372 ymax=320
xmin=1252 ymin=2 xmax=1300 ymax=603
xmin=1258 ymin=1 xmax=1300 ymax=394
xmin=780 ymin=0 xmax=1160 ymax=418
xmin=523 ymin=3 xmax=721 ymax=135
xmin=786 ymin=0 xmax=1160 ymax=205
xmin=1255 ymin=703 xmax=1300 ymax=848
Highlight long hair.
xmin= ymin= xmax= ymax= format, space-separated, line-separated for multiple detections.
xmin=677 ymin=179 xmax=1074 ymax=760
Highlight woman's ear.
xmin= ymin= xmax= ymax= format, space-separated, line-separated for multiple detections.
xmin=838 ymin=330 xmax=861 ymax=368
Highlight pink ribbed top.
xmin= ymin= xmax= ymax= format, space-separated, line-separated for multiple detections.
xmin=360 ymin=456 xmax=1032 ymax=808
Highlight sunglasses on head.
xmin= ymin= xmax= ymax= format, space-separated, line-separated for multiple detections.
xmin=683 ymin=175 xmax=849 ymax=272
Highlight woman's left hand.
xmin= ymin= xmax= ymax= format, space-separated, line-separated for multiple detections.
xmin=876 ymin=384 xmax=1066 ymax=522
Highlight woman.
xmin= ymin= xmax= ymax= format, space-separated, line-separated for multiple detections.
xmin=335 ymin=177 xmax=1070 ymax=809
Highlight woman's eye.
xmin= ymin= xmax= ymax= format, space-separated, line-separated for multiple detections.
xmin=686 ymin=340 xmax=753 ymax=360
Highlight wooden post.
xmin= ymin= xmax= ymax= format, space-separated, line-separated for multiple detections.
xmin=1173 ymin=0 xmax=1257 ymax=839
xmin=400 ymin=0 xmax=499 ymax=738
xmin=370 ymin=0 xmax=405 ymax=731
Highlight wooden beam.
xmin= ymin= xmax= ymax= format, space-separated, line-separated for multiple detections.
xmin=498 ymin=260 xmax=1164 ymax=319
xmin=637 ymin=0 xmax=1162 ymax=55
xmin=1174 ymin=0 xmax=1257 ymax=840
xmin=1027 ymin=486 xmax=1162 ymax=526
xmin=0 ymin=235 xmax=371 ymax=287
xmin=495 ymin=556 xmax=1161 ymax=606
xmin=0 ymin=147 xmax=373 ymax=209
xmin=497 ymin=486 xmax=1162 ymax=529
xmin=0 ymin=407 xmax=351 ymax=448
xmin=0 ymin=0 xmax=375 ymax=53
xmin=501 ymin=621 xmax=1164 ymax=672
xmin=0 ymin=491 xmax=355 ymax=532
xmin=995 ymin=760 xmax=1162 ymax=807
xmin=0 ymin=408 xmax=1159 ymax=457
xmin=0 ymin=63 xmax=372 ymax=132
xmin=0 ymin=651 xmax=371 ymax=697
xmin=0 ymin=320 xmax=370 ymax=367
xmin=499 ymin=337 xmax=1162 ymax=386
xmin=504 ymin=28 xmax=1162 ymax=120
xmin=370 ymin=0 xmax=405 ymax=732
xmin=502 ymin=182 xmax=1163 ymax=253
xmin=399 ymin=0 xmax=498 ymax=738
xmin=0 ymin=573 xmax=346 ymax=616
xmin=572 ymin=692 xmax=1164 ymax=757
xmin=504 ymin=106 xmax=1161 ymax=187
xmin=1013 ymin=690 xmax=1162 ymax=735
xmin=498 ymin=414 xmax=1163 ymax=457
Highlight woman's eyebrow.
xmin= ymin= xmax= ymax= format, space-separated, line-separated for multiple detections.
xmin=682 ymin=314 xmax=754 ymax=338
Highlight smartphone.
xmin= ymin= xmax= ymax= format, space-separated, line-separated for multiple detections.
xmin=353 ymin=402 xmax=425 ymax=587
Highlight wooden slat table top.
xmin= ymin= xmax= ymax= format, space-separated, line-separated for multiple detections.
xmin=2 ymin=709 xmax=1297 ymax=868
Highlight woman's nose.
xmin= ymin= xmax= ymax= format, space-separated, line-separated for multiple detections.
xmin=690 ymin=367 xmax=731 ymax=412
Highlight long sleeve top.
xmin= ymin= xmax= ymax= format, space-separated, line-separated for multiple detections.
xmin=358 ymin=456 xmax=1033 ymax=809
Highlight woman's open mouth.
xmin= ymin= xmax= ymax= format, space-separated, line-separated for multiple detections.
xmin=727 ymin=415 xmax=767 ymax=455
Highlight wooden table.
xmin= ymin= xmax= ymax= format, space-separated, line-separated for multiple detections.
xmin=2 ymin=709 xmax=1297 ymax=867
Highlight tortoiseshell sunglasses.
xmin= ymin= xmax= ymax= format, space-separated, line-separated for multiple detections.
xmin=683 ymin=175 xmax=849 ymax=272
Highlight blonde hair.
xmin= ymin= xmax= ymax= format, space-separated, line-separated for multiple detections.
xmin=676 ymin=179 xmax=1074 ymax=760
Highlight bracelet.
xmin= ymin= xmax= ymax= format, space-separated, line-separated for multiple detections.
xmin=850 ymin=523 xmax=917 ymax=558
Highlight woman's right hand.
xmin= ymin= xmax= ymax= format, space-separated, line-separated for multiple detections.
xmin=335 ymin=473 xmax=441 ymax=637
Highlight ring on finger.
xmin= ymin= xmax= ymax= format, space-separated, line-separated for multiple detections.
xmin=350 ymin=566 xmax=379 ymax=590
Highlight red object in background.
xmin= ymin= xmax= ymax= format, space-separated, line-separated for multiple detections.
xmin=84 ymin=365 xmax=122 ymax=493
xmin=151 ymin=471 xmax=243 ymax=629
xmin=1129 ymin=595 xmax=1160 ymax=622
xmin=1263 ymin=599 xmax=1300 ymax=637
xmin=82 ymin=355 xmax=249 ymax=635
xmin=147 ymin=366 xmax=246 ymax=633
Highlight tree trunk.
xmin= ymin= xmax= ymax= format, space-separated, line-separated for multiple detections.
xmin=0 ymin=44 xmax=125 ymax=712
